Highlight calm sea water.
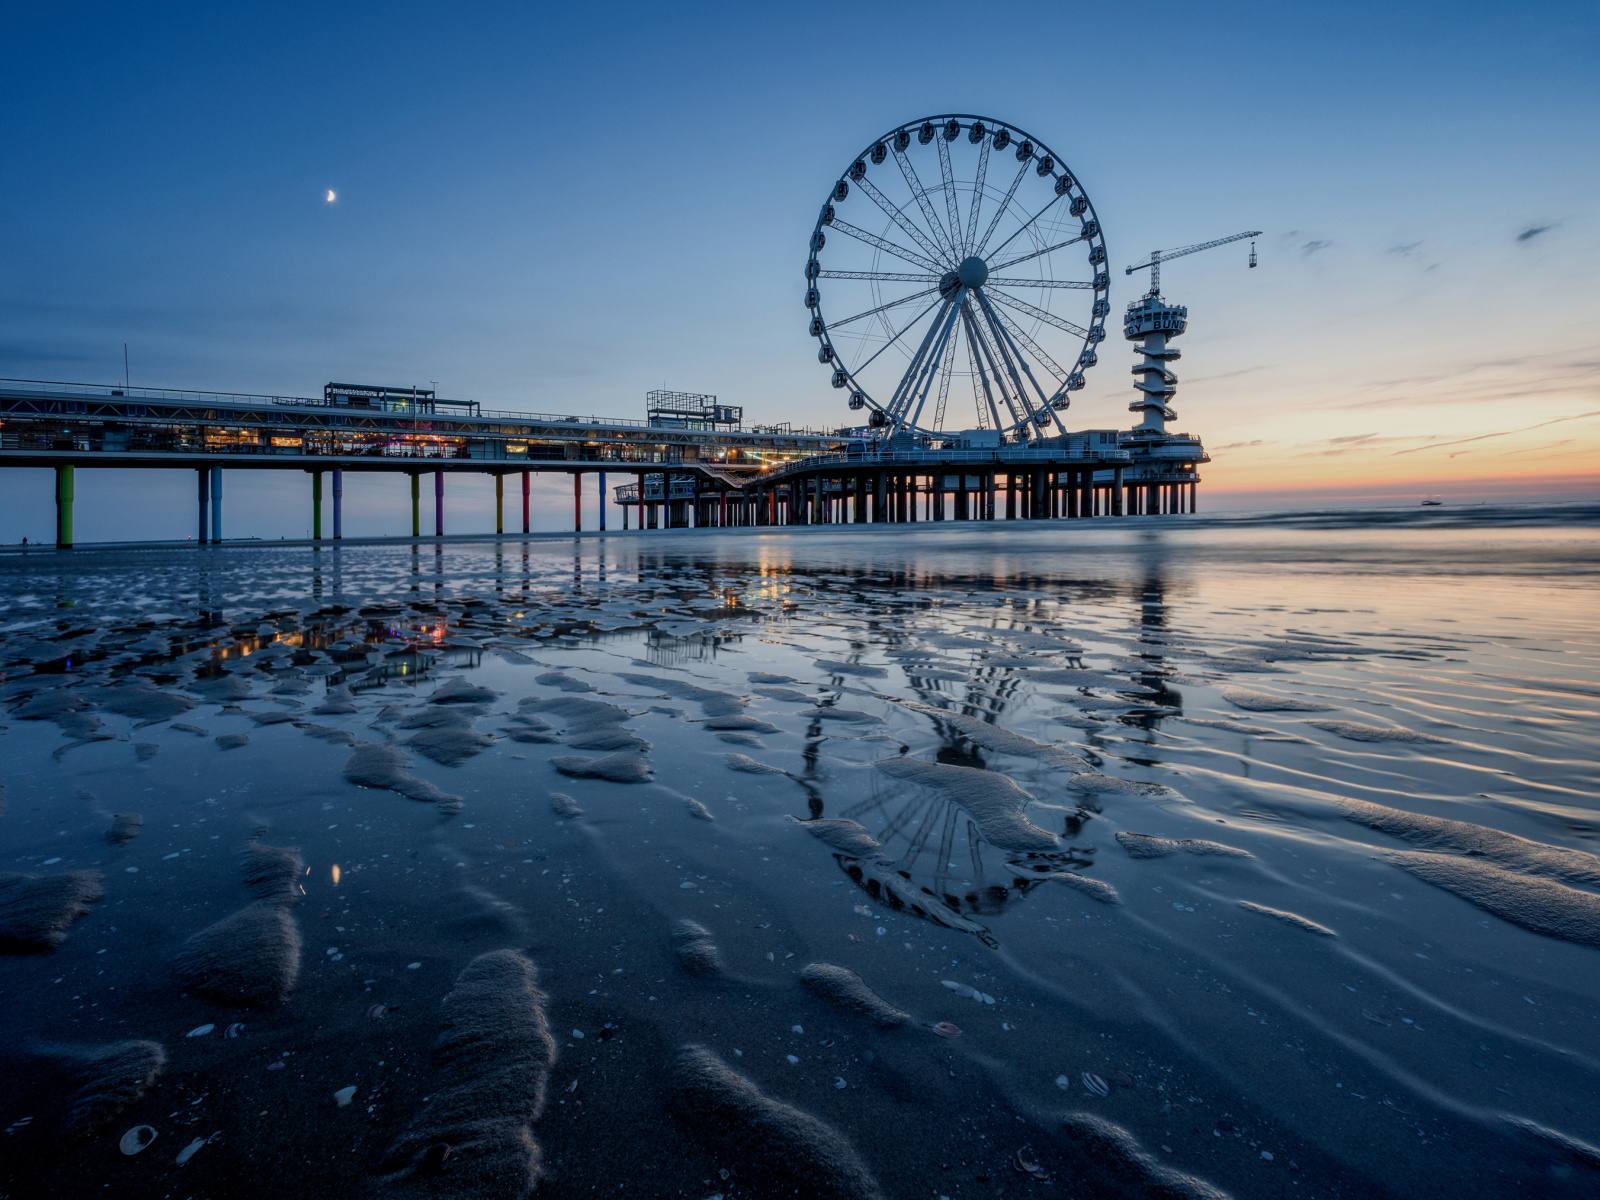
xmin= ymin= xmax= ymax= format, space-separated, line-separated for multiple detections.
xmin=2 ymin=506 xmax=1598 ymax=1199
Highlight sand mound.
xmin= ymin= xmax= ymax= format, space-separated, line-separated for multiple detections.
xmin=903 ymin=702 xmax=1090 ymax=771
xmin=0 ymin=871 xmax=103 ymax=952
xmin=1238 ymin=900 xmax=1336 ymax=937
xmin=1307 ymin=720 xmax=1449 ymax=744
xmin=32 ymin=1039 xmax=167 ymax=1142
xmin=1339 ymin=799 xmax=1600 ymax=886
xmin=173 ymin=902 xmax=302 ymax=1006
xmin=551 ymin=752 xmax=653 ymax=783
xmin=373 ymin=950 xmax=555 ymax=1199
xmin=242 ymin=842 xmax=304 ymax=903
xmin=104 ymin=813 xmax=142 ymax=845
xmin=1116 ymin=832 xmax=1252 ymax=860
xmin=1392 ymin=852 xmax=1600 ymax=948
xmin=345 ymin=744 xmax=463 ymax=808
xmin=428 ymin=678 xmax=500 ymax=705
xmin=1060 ymin=1111 xmax=1232 ymax=1200
xmin=875 ymin=757 xmax=1057 ymax=852
xmin=672 ymin=1044 xmax=885 ymax=1200
xmin=673 ymin=919 xmax=722 ymax=976
xmin=549 ymin=792 xmax=583 ymax=818
xmin=800 ymin=963 xmax=908 ymax=1027
xmin=1220 ymin=687 xmax=1332 ymax=713
xmin=792 ymin=817 xmax=882 ymax=857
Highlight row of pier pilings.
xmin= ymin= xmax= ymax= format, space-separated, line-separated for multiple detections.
xmin=39 ymin=460 xmax=1195 ymax=547
xmin=620 ymin=464 xmax=1198 ymax=529
xmin=43 ymin=463 xmax=612 ymax=548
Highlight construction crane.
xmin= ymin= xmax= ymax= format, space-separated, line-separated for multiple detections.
xmin=1125 ymin=231 xmax=1261 ymax=296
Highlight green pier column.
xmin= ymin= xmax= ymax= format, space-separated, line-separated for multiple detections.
xmin=410 ymin=472 xmax=420 ymax=537
xmin=54 ymin=464 xmax=74 ymax=549
xmin=312 ymin=470 xmax=323 ymax=540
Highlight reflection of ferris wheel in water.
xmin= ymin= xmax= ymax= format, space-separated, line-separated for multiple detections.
xmin=807 ymin=114 xmax=1110 ymax=441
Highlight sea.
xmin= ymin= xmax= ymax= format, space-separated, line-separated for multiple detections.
xmin=2 ymin=504 xmax=1597 ymax=1200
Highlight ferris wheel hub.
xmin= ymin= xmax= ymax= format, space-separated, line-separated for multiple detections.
xmin=956 ymin=255 xmax=989 ymax=288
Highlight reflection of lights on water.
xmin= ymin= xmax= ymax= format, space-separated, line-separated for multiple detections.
xmin=331 ymin=864 xmax=341 ymax=886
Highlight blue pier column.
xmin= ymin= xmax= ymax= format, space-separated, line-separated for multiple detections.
xmin=197 ymin=467 xmax=210 ymax=543
xmin=332 ymin=467 xmax=344 ymax=539
xmin=211 ymin=467 xmax=223 ymax=542
xmin=598 ymin=471 xmax=607 ymax=531
xmin=435 ymin=471 xmax=445 ymax=536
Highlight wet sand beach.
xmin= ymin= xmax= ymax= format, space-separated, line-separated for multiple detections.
xmin=1 ymin=506 xmax=1597 ymax=1199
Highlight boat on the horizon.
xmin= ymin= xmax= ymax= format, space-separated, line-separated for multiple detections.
xmin=1421 ymin=495 xmax=1443 ymax=506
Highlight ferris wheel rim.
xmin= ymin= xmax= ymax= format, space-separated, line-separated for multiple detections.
xmin=806 ymin=113 xmax=1110 ymax=440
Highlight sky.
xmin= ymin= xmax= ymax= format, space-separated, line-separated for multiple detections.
xmin=1 ymin=0 xmax=1596 ymax=541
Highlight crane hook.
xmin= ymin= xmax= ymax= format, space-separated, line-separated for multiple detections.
xmin=1248 ymin=240 xmax=1258 ymax=268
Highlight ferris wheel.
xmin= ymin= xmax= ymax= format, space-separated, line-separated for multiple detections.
xmin=806 ymin=115 xmax=1109 ymax=441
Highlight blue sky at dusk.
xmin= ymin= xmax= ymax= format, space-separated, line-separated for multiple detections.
xmin=2 ymin=1 xmax=1595 ymax=540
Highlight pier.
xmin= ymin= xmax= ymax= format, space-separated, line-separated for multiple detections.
xmin=2 ymin=378 xmax=1206 ymax=547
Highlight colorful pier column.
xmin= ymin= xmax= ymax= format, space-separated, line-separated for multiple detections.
xmin=210 ymin=467 xmax=223 ymax=542
xmin=332 ymin=468 xmax=343 ymax=540
xmin=573 ymin=474 xmax=582 ymax=531
xmin=54 ymin=464 xmax=74 ymax=549
xmin=312 ymin=470 xmax=324 ymax=540
xmin=598 ymin=471 xmax=606 ymax=531
xmin=410 ymin=472 xmax=420 ymax=537
xmin=197 ymin=467 xmax=210 ymax=543
xmin=521 ymin=471 xmax=530 ymax=533
xmin=495 ymin=474 xmax=504 ymax=535
xmin=434 ymin=471 xmax=444 ymax=537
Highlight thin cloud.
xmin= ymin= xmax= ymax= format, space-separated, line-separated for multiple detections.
xmin=1301 ymin=240 xmax=1331 ymax=256
xmin=1212 ymin=439 xmax=1266 ymax=450
xmin=1390 ymin=410 xmax=1600 ymax=456
xmin=1517 ymin=223 xmax=1555 ymax=242
xmin=1387 ymin=242 xmax=1422 ymax=257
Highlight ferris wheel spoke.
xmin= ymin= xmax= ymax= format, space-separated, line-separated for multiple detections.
xmin=827 ymin=217 xmax=944 ymax=274
xmin=976 ymin=160 xmax=1030 ymax=256
xmin=989 ymin=236 xmax=1086 ymax=275
xmin=964 ymin=135 xmax=991 ymax=255
xmin=988 ymin=289 xmax=1090 ymax=338
xmin=986 ymin=300 xmax=1069 ymax=381
xmin=891 ymin=144 xmax=959 ymax=262
xmin=882 ymin=294 xmax=957 ymax=422
xmin=903 ymin=300 xmax=962 ymax=431
xmin=828 ymin=285 xmax=941 ymax=331
xmin=851 ymin=175 xmax=950 ymax=270
xmin=986 ymin=276 xmax=1092 ymax=289
xmin=935 ymin=135 xmax=963 ymax=256
xmin=984 ymin=192 xmax=1067 ymax=261
xmin=976 ymin=290 xmax=1059 ymax=433
xmin=960 ymin=302 xmax=1012 ymax=432
xmin=817 ymin=270 xmax=940 ymax=283
xmin=931 ymin=331 xmax=956 ymax=432
xmin=842 ymin=294 xmax=946 ymax=377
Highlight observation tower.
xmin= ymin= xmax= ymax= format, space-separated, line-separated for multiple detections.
xmin=1118 ymin=231 xmax=1259 ymax=514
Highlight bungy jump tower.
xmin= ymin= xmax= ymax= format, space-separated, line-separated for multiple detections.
xmin=1121 ymin=231 xmax=1259 ymax=514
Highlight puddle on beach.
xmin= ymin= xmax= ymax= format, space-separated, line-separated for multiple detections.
xmin=2 ymin=510 xmax=1598 ymax=1199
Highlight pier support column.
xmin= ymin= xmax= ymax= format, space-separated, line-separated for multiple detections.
xmin=54 ymin=464 xmax=74 ymax=549
xmin=875 ymin=470 xmax=887 ymax=522
xmin=599 ymin=472 xmax=607 ymax=531
xmin=409 ymin=472 xmax=420 ymax=537
xmin=1113 ymin=467 xmax=1125 ymax=516
xmin=1189 ymin=479 xmax=1196 ymax=512
xmin=313 ymin=470 xmax=324 ymax=540
xmin=573 ymin=474 xmax=582 ymax=532
xmin=197 ymin=467 xmax=210 ymax=543
xmin=435 ymin=471 xmax=445 ymax=537
xmin=522 ymin=471 xmax=530 ymax=533
xmin=495 ymin=474 xmax=505 ymax=534
xmin=210 ymin=467 xmax=223 ymax=542
xmin=332 ymin=468 xmax=343 ymax=540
